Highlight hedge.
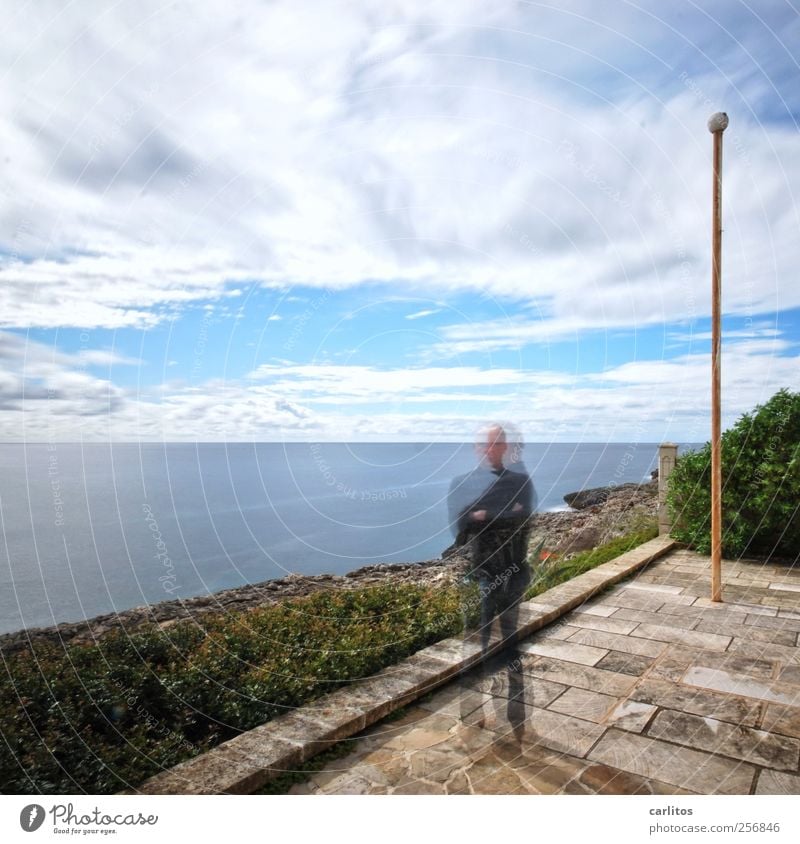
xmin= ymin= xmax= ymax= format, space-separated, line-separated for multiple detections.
xmin=0 ymin=582 xmax=465 ymax=794
xmin=666 ymin=388 xmax=800 ymax=558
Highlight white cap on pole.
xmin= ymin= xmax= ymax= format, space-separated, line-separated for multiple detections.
xmin=707 ymin=112 xmax=729 ymax=133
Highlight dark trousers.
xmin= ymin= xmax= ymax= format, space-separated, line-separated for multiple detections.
xmin=459 ymin=525 xmax=530 ymax=733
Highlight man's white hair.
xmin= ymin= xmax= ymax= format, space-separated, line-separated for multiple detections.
xmin=475 ymin=421 xmax=525 ymax=465
xmin=476 ymin=421 xmax=507 ymax=444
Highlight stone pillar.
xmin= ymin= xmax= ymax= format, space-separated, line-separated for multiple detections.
xmin=658 ymin=443 xmax=678 ymax=535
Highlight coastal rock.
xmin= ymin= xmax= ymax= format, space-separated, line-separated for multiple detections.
xmin=530 ymin=481 xmax=658 ymax=558
xmin=564 ymin=488 xmax=610 ymax=509
xmin=562 ymin=482 xmax=649 ymax=510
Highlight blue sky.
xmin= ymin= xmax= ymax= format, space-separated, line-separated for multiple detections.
xmin=1 ymin=0 xmax=798 ymax=441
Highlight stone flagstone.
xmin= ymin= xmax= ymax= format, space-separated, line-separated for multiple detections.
xmin=567 ymin=626 xmax=667 ymax=658
xmin=684 ymin=666 xmax=800 ymax=706
xmin=547 ymin=686 xmax=619 ymax=723
xmin=521 ymin=655 xmax=638 ymax=697
xmin=519 ymin=637 xmax=609 ymax=666
xmin=756 ymin=770 xmax=800 ymax=794
xmin=562 ymin=612 xmax=639 ymax=635
xmin=606 ymin=700 xmax=657 ymax=732
xmin=647 ymin=709 xmax=800 ymax=770
xmin=587 ymin=729 xmax=756 ymax=794
xmin=623 ymin=582 xmax=686 ymax=594
xmin=630 ymin=678 xmax=763 ymax=728
xmin=629 ymin=623 xmax=732 ymax=651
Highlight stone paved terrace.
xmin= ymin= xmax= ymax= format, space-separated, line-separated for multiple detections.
xmin=291 ymin=549 xmax=800 ymax=795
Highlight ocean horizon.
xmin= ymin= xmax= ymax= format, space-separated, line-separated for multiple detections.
xmin=0 ymin=441 xmax=694 ymax=635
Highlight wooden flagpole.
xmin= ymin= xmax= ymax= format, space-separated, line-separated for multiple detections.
xmin=708 ymin=111 xmax=728 ymax=603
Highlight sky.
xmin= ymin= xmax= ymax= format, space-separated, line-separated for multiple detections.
xmin=1 ymin=0 xmax=798 ymax=442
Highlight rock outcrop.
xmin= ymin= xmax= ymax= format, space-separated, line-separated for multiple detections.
xmin=533 ymin=481 xmax=658 ymax=558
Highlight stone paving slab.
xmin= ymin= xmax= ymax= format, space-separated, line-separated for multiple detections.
xmin=684 ymin=666 xmax=800 ymax=706
xmin=547 ymin=686 xmax=619 ymax=723
xmin=777 ymin=664 xmax=800 ymax=685
xmin=519 ymin=636 xmax=610 ymax=665
xmin=587 ymin=729 xmax=757 ymax=794
xmin=728 ymin=638 xmax=800 ymax=665
xmin=691 ymin=598 xmax=778 ymax=617
xmin=595 ymin=650 xmax=655 ymax=676
xmin=567 ymin=626 xmax=667 ymax=657
xmin=762 ymin=703 xmax=800 ymax=739
xmin=693 ymin=618 xmax=798 ymax=646
xmin=630 ymin=677 xmax=764 ymax=728
xmin=756 ymin=769 xmax=800 ymax=794
xmin=624 ymin=582 xmax=687 ymax=595
xmin=416 ymin=685 xmax=490 ymax=719
xmin=463 ymin=702 xmax=607 ymax=757
xmin=645 ymin=645 xmax=705 ymax=682
xmin=629 ymin=622 xmax=732 ymax=651
xmin=562 ymin=612 xmax=640 ymax=635
xmin=521 ymin=654 xmax=640 ymax=697
xmin=616 ymin=588 xmax=698 ymax=606
xmin=746 ymin=614 xmax=800 ymax=633
xmin=682 ymin=650 xmax=777 ymax=681
xmin=595 ymin=593 xmax=672 ymax=612
xmin=580 ymin=603 xmax=618 ymax=617
xmin=606 ymin=699 xmax=657 ymax=732
xmin=648 ymin=709 xmax=800 ymax=770
xmin=460 ymin=665 xmax=567 ymax=709
xmin=661 ymin=601 xmax=769 ymax=620
xmin=611 ymin=606 xmax=702 ymax=631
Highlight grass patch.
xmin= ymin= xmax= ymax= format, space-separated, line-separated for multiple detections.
xmin=524 ymin=521 xmax=659 ymax=601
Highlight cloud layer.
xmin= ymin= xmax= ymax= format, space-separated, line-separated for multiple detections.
xmin=2 ymin=1 xmax=798 ymax=331
xmin=1 ymin=1 xmax=798 ymax=440
xmin=2 ymin=326 xmax=796 ymax=441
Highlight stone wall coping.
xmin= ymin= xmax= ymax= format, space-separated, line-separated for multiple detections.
xmin=125 ymin=535 xmax=677 ymax=794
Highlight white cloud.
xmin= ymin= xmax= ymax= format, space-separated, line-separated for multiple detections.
xmin=405 ymin=308 xmax=442 ymax=320
xmin=2 ymin=331 xmax=798 ymax=441
xmin=1 ymin=2 xmax=798 ymax=444
xmin=0 ymin=331 xmax=125 ymax=418
xmin=0 ymin=1 xmax=797 ymax=332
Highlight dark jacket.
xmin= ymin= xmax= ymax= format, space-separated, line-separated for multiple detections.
xmin=447 ymin=465 xmax=536 ymax=540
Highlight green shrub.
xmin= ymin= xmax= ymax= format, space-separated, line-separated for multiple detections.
xmin=0 ymin=583 xmax=463 ymax=795
xmin=524 ymin=521 xmax=658 ymax=600
xmin=666 ymin=388 xmax=800 ymax=558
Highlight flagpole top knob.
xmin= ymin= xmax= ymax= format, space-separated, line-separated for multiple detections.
xmin=708 ymin=112 xmax=729 ymax=133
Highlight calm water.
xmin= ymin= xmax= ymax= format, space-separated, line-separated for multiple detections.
xmin=0 ymin=442 xmax=675 ymax=634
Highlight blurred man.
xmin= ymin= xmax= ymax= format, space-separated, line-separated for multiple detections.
xmin=448 ymin=423 xmax=537 ymax=736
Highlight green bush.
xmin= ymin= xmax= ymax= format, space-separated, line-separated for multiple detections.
xmin=666 ymin=388 xmax=800 ymax=558
xmin=0 ymin=583 xmax=463 ymax=795
xmin=524 ymin=522 xmax=658 ymax=601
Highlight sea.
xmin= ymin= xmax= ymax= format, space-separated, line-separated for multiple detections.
xmin=0 ymin=442 xmax=688 ymax=635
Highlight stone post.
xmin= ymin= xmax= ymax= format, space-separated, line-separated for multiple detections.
xmin=658 ymin=443 xmax=678 ymax=535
